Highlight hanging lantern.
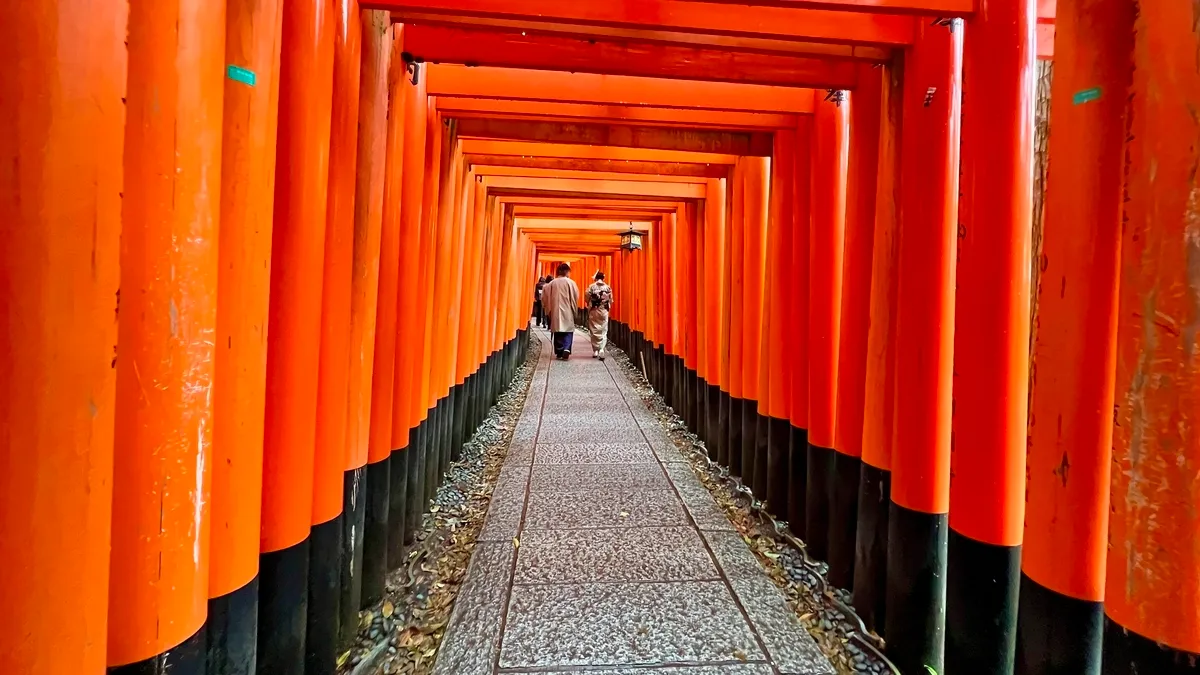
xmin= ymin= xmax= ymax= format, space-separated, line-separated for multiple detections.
xmin=620 ymin=227 xmax=643 ymax=251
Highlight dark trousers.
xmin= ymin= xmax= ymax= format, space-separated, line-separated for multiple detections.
xmin=553 ymin=331 xmax=574 ymax=357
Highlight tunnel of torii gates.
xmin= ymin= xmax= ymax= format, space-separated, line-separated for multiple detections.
xmin=2 ymin=0 xmax=1199 ymax=674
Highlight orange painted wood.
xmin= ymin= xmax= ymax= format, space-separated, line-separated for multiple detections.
xmin=951 ymin=0 xmax=1036 ymax=547
xmin=260 ymin=0 xmax=337 ymax=553
xmin=469 ymin=155 xmax=728 ymax=178
xmin=861 ymin=62 xmax=903 ymax=473
xmin=766 ymin=132 xmax=796 ymax=420
xmin=368 ymin=0 xmax=916 ymax=44
xmin=727 ymin=162 xmax=746 ymax=399
xmin=345 ymin=10 xmax=392 ymax=469
xmin=1022 ymin=0 xmax=1131 ymax=606
xmin=808 ymin=93 xmax=849 ymax=450
xmin=429 ymin=65 xmax=815 ymax=114
xmin=705 ymin=179 xmax=728 ymax=389
xmin=457 ymin=118 xmax=773 ymax=156
xmin=486 ymin=175 xmax=708 ymax=200
xmin=0 ymin=1 xmax=124 ymax=671
xmin=314 ymin=0 xmax=362 ymax=523
xmin=891 ymin=21 xmax=962 ymax=517
xmin=392 ymin=72 xmax=430 ymax=441
xmin=108 ymin=0 xmax=225 ymax=663
xmin=742 ymin=158 xmax=770 ymax=403
xmin=210 ymin=0 xmax=285 ymax=599
xmin=834 ymin=66 xmax=882 ymax=459
xmin=367 ymin=25 xmax=407 ymax=463
xmin=417 ymin=110 xmax=446 ymax=416
xmin=440 ymin=98 xmax=798 ymax=130
xmin=462 ymin=139 xmax=738 ymax=164
xmin=476 ymin=166 xmax=705 ymax=184
xmin=789 ymin=118 xmax=813 ymax=429
xmin=403 ymin=25 xmax=859 ymax=89
xmin=390 ymin=11 xmax=892 ymax=61
xmin=1106 ymin=0 xmax=1200 ymax=652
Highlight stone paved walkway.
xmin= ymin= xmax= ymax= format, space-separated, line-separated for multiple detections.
xmin=433 ymin=329 xmax=835 ymax=675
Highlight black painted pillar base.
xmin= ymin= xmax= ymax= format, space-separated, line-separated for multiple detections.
xmin=387 ymin=446 xmax=409 ymax=571
xmin=728 ymin=396 xmax=744 ymax=477
xmin=766 ymin=417 xmax=790 ymax=517
xmin=306 ymin=516 xmax=342 ymax=675
xmin=946 ymin=529 xmax=1020 ymax=675
xmin=716 ymin=389 xmax=730 ymax=467
xmin=451 ymin=382 xmax=467 ymax=461
xmin=707 ymin=384 xmax=721 ymax=456
xmin=788 ymin=426 xmax=808 ymax=535
xmin=110 ymin=625 xmax=206 ymax=675
xmin=442 ymin=389 xmax=456 ymax=474
xmin=753 ymin=408 xmax=769 ymax=497
xmin=405 ymin=423 xmax=426 ymax=546
xmin=806 ymin=442 xmax=835 ymax=560
xmin=884 ymin=503 xmax=948 ymax=675
xmin=741 ymin=401 xmax=757 ymax=488
xmin=853 ymin=463 xmax=890 ymax=635
xmin=258 ymin=538 xmax=310 ymax=675
xmin=1015 ymin=573 xmax=1103 ymax=675
xmin=361 ymin=457 xmax=389 ymax=608
xmin=339 ymin=467 xmax=366 ymax=651
xmin=828 ymin=451 xmax=861 ymax=589
xmin=425 ymin=404 xmax=441 ymax=504
xmin=207 ymin=577 xmax=258 ymax=675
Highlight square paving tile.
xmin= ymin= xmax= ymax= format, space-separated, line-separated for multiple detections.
xmin=674 ymin=485 xmax=737 ymax=532
xmin=530 ymin=463 xmax=670 ymax=492
xmin=727 ymin=575 xmax=835 ymax=675
xmin=539 ymin=410 xmax=638 ymax=429
xmin=703 ymin=531 xmax=768 ymax=580
xmin=534 ymin=442 xmax=658 ymax=465
xmin=513 ymin=527 xmax=719 ymax=584
xmin=652 ymin=441 xmax=690 ymax=463
xmin=479 ymin=480 xmax=528 ymax=541
xmin=524 ymin=489 xmax=689 ymax=530
xmin=537 ymin=425 xmax=650 ymax=444
xmin=432 ymin=542 xmax=515 ymax=675
xmin=542 ymin=396 xmax=630 ymax=414
xmin=504 ymin=441 xmax=535 ymax=466
xmin=498 ymin=581 xmax=764 ymax=669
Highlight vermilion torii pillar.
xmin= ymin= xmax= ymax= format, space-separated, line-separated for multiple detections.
xmin=308 ymin=2 xmax=361 ymax=670
xmin=108 ymin=1 xmax=224 ymax=673
xmin=258 ymin=0 xmax=335 ymax=671
xmin=0 ymin=2 xmax=124 ymax=672
xmin=947 ymin=0 xmax=1037 ymax=671
xmin=1104 ymin=1 xmax=1200 ymax=671
xmin=1016 ymin=3 xmax=1133 ymax=674
xmin=830 ymin=66 xmax=882 ymax=590
xmin=807 ymin=90 xmax=848 ymax=562
xmin=885 ymin=18 xmax=963 ymax=675
xmin=341 ymin=7 xmax=391 ymax=647
xmin=209 ymin=0 xmax=284 ymax=671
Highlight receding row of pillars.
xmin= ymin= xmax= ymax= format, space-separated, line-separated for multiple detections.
xmin=606 ymin=3 xmax=1200 ymax=674
xmin=2 ymin=2 xmax=538 ymax=674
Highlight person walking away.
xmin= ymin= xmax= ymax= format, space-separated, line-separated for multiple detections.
xmin=586 ymin=271 xmax=613 ymax=360
xmin=543 ymin=262 xmax=579 ymax=359
xmin=541 ymin=276 xmax=553 ymax=327
xmin=533 ymin=275 xmax=547 ymax=329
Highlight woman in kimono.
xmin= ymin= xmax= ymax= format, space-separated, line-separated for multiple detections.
xmin=585 ymin=271 xmax=613 ymax=360
xmin=542 ymin=262 xmax=580 ymax=359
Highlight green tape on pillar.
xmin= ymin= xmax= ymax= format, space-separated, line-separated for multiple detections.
xmin=1072 ymin=87 xmax=1102 ymax=105
xmin=227 ymin=64 xmax=257 ymax=87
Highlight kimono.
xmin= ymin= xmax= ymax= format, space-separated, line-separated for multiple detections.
xmin=585 ymin=280 xmax=613 ymax=358
xmin=542 ymin=275 xmax=580 ymax=357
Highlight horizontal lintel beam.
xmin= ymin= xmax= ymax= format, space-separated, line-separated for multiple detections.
xmin=428 ymin=65 xmax=816 ymax=114
xmin=457 ymin=118 xmax=773 ymax=156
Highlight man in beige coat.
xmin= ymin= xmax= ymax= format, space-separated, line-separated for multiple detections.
xmin=542 ymin=262 xmax=580 ymax=359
